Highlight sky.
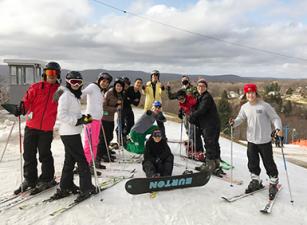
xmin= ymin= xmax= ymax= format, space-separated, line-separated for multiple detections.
xmin=0 ymin=0 xmax=307 ymax=78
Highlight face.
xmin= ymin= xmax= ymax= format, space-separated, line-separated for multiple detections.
xmin=153 ymin=136 xmax=162 ymax=143
xmin=246 ymin=91 xmax=257 ymax=104
xmin=197 ymin=83 xmax=207 ymax=95
xmin=45 ymin=70 xmax=58 ymax=84
xmin=115 ymin=83 xmax=123 ymax=93
xmin=99 ymin=79 xmax=110 ymax=89
xmin=151 ymin=74 xmax=159 ymax=82
xmin=134 ymin=80 xmax=142 ymax=90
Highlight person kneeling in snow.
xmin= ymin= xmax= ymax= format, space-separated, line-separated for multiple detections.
xmin=125 ymin=101 xmax=166 ymax=154
xmin=142 ymin=129 xmax=174 ymax=178
xmin=51 ymin=71 xmax=97 ymax=202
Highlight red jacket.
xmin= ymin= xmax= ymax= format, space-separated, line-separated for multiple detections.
xmin=22 ymin=81 xmax=60 ymax=131
xmin=179 ymin=95 xmax=197 ymax=115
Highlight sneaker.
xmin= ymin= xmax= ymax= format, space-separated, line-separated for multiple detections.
xmin=245 ymin=179 xmax=264 ymax=194
xmin=269 ymin=183 xmax=279 ymax=200
xmin=30 ymin=179 xmax=57 ymax=195
xmin=14 ymin=180 xmax=36 ymax=195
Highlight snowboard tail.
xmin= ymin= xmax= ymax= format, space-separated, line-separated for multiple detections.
xmin=125 ymin=171 xmax=211 ymax=195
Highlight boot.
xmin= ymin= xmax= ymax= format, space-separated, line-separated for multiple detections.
xmin=30 ymin=178 xmax=57 ymax=195
xmin=269 ymin=176 xmax=279 ymax=200
xmin=74 ymin=186 xmax=98 ymax=203
xmin=50 ymin=188 xmax=71 ymax=200
xmin=14 ymin=180 xmax=36 ymax=195
xmin=197 ymin=159 xmax=217 ymax=173
xmin=245 ymin=179 xmax=264 ymax=194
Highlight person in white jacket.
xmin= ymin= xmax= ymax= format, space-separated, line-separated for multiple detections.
xmin=229 ymin=83 xmax=282 ymax=201
xmin=82 ymin=72 xmax=112 ymax=170
xmin=51 ymin=71 xmax=96 ymax=203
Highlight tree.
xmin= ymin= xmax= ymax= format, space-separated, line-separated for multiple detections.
xmin=218 ymin=90 xmax=232 ymax=135
xmin=283 ymin=100 xmax=292 ymax=117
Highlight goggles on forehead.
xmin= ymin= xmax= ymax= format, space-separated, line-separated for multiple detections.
xmin=45 ymin=70 xmax=58 ymax=77
xmin=66 ymin=79 xmax=83 ymax=86
xmin=152 ymin=131 xmax=162 ymax=137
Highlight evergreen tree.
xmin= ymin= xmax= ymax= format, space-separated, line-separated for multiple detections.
xmin=218 ymin=90 xmax=232 ymax=135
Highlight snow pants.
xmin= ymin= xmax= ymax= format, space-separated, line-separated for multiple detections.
xmin=142 ymin=154 xmax=174 ymax=178
xmin=83 ymin=120 xmax=101 ymax=164
xmin=97 ymin=120 xmax=114 ymax=158
xmin=200 ymin=125 xmax=221 ymax=160
xmin=23 ymin=126 xmax=55 ymax=183
xmin=60 ymin=134 xmax=93 ymax=192
xmin=247 ymin=142 xmax=278 ymax=178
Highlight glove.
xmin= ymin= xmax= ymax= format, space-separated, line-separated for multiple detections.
xmin=146 ymin=110 xmax=152 ymax=116
xmin=76 ymin=114 xmax=93 ymax=126
xmin=160 ymin=85 xmax=165 ymax=91
xmin=178 ymin=109 xmax=184 ymax=120
xmin=15 ymin=102 xmax=26 ymax=117
xmin=229 ymin=118 xmax=234 ymax=127
xmin=155 ymin=158 xmax=161 ymax=164
xmin=142 ymin=85 xmax=146 ymax=90
xmin=188 ymin=114 xmax=197 ymax=124
xmin=53 ymin=88 xmax=64 ymax=102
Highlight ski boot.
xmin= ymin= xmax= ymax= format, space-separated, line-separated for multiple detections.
xmin=14 ymin=180 xmax=37 ymax=195
xmin=74 ymin=186 xmax=98 ymax=203
xmin=245 ymin=179 xmax=264 ymax=194
xmin=30 ymin=178 xmax=58 ymax=195
xmin=50 ymin=188 xmax=71 ymax=200
xmin=212 ymin=167 xmax=226 ymax=177
xmin=269 ymin=183 xmax=279 ymax=200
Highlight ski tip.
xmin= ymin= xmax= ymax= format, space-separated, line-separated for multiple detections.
xmin=260 ymin=209 xmax=269 ymax=214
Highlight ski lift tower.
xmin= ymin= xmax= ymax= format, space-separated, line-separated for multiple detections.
xmin=3 ymin=59 xmax=46 ymax=104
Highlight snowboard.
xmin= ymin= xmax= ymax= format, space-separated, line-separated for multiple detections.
xmin=125 ymin=171 xmax=211 ymax=195
xmin=1 ymin=103 xmax=18 ymax=116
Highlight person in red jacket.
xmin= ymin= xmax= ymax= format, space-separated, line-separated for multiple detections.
xmin=14 ymin=62 xmax=61 ymax=195
xmin=176 ymin=89 xmax=204 ymax=161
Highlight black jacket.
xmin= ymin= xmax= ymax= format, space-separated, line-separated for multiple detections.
xmin=143 ymin=137 xmax=173 ymax=164
xmin=189 ymin=91 xmax=220 ymax=129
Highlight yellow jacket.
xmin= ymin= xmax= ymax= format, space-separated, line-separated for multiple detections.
xmin=143 ymin=81 xmax=164 ymax=111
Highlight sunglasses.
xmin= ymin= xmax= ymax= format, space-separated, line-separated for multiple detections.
xmin=45 ymin=70 xmax=58 ymax=77
xmin=66 ymin=79 xmax=83 ymax=86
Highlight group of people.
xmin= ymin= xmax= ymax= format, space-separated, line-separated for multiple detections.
xmin=10 ymin=61 xmax=283 ymax=202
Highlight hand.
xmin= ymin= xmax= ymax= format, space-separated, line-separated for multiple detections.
xmin=142 ymin=85 xmax=146 ymax=90
xmin=146 ymin=110 xmax=152 ymax=116
xmin=229 ymin=118 xmax=234 ymax=127
xmin=76 ymin=114 xmax=92 ymax=126
xmin=160 ymin=85 xmax=165 ymax=91
xmin=178 ymin=109 xmax=184 ymax=120
xmin=188 ymin=114 xmax=196 ymax=124
xmin=274 ymin=129 xmax=283 ymax=137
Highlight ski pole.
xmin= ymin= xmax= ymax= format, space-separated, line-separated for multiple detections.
xmin=100 ymin=121 xmax=112 ymax=163
xmin=179 ymin=119 xmax=183 ymax=156
xmin=0 ymin=120 xmax=16 ymax=162
xmin=85 ymin=126 xmax=100 ymax=192
xmin=18 ymin=116 xmax=23 ymax=192
xmin=230 ymin=125 xmax=234 ymax=187
xmin=280 ymin=136 xmax=294 ymax=203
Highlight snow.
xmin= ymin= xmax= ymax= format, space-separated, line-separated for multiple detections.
xmin=0 ymin=108 xmax=307 ymax=225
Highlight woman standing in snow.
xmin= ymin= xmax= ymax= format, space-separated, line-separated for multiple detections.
xmin=142 ymin=129 xmax=174 ymax=178
xmin=229 ymin=83 xmax=282 ymax=200
xmin=51 ymin=71 xmax=96 ymax=202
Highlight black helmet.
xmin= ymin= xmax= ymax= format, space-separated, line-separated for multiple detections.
xmin=43 ymin=61 xmax=61 ymax=80
xmin=98 ymin=72 xmax=112 ymax=83
xmin=122 ymin=76 xmax=131 ymax=85
xmin=66 ymin=71 xmax=83 ymax=80
xmin=114 ymin=77 xmax=125 ymax=88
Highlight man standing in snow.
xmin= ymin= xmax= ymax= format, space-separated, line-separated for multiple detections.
xmin=229 ymin=83 xmax=282 ymax=200
xmin=189 ymin=79 xmax=222 ymax=174
xmin=14 ymin=62 xmax=61 ymax=194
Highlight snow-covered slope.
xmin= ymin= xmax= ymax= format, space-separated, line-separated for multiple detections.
xmin=0 ymin=108 xmax=306 ymax=225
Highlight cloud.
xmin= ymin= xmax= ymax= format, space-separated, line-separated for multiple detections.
xmin=0 ymin=0 xmax=307 ymax=78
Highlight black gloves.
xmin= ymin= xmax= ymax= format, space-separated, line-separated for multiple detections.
xmin=188 ymin=114 xmax=197 ymax=124
xmin=178 ymin=109 xmax=184 ymax=120
xmin=15 ymin=102 xmax=26 ymax=117
xmin=76 ymin=114 xmax=93 ymax=126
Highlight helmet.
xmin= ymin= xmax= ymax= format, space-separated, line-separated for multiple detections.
xmin=152 ymin=100 xmax=162 ymax=108
xmin=113 ymin=77 xmax=125 ymax=88
xmin=150 ymin=70 xmax=160 ymax=79
xmin=122 ymin=76 xmax=131 ymax=85
xmin=98 ymin=72 xmax=112 ymax=83
xmin=66 ymin=71 xmax=83 ymax=80
xmin=43 ymin=61 xmax=61 ymax=80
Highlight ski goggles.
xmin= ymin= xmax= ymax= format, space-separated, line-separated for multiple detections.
xmin=45 ymin=69 xmax=58 ymax=77
xmin=66 ymin=79 xmax=83 ymax=86
xmin=152 ymin=130 xmax=162 ymax=138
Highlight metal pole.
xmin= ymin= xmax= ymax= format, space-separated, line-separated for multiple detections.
xmin=18 ymin=116 xmax=23 ymax=192
xmin=179 ymin=119 xmax=183 ymax=156
xmin=0 ymin=120 xmax=16 ymax=162
xmin=230 ymin=126 xmax=234 ymax=187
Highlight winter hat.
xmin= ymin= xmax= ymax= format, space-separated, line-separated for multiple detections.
xmin=243 ymin=83 xmax=257 ymax=93
xmin=113 ymin=77 xmax=125 ymax=88
xmin=197 ymin=79 xmax=208 ymax=87
xmin=176 ymin=89 xmax=186 ymax=99
xmin=152 ymin=129 xmax=162 ymax=138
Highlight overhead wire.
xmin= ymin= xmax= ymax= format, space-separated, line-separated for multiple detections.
xmin=91 ymin=0 xmax=307 ymax=62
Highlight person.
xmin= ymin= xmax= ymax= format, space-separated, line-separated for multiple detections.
xmin=176 ymin=90 xmax=204 ymax=161
xmin=125 ymin=101 xmax=166 ymax=154
xmin=166 ymin=75 xmax=198 ymax=100
xmin=142 ymin=129 xmax=174 ymax=178
xmin=189 ymin=79 xmax=222 ymax=174
xmin=51 ymin=71 xmax=97 ymax=202
xmin=229 ymin=83 xmax=282 ymax=200
xmin=143 ymin=70 xmax=167 ymax=139
xmin=97 ymin=78 xmax=125 ymax=162
xmin=14 ymin=62 xmax=61 ymax=195
xmin=81 ymin=72 xmax=112 ymax=170
xmin=121 ymin=78 xmax=142 ymax=144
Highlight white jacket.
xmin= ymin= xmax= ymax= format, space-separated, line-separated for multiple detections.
xmin=82 ymin=83 xmax=103 ymax=120
xmin=57 ymin=87 xmax=82 ymax=135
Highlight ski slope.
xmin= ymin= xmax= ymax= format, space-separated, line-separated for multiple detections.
xmin=0 ymin=108 xmax=306 ymax=225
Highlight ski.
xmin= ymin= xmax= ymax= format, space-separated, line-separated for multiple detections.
xmin=222 ymin=186 xmax=266 ymax=203
xmin=260 ymin=185 xmax=282 ymax=214
xmin=49 ymin=174 xmax=134 ymax=217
